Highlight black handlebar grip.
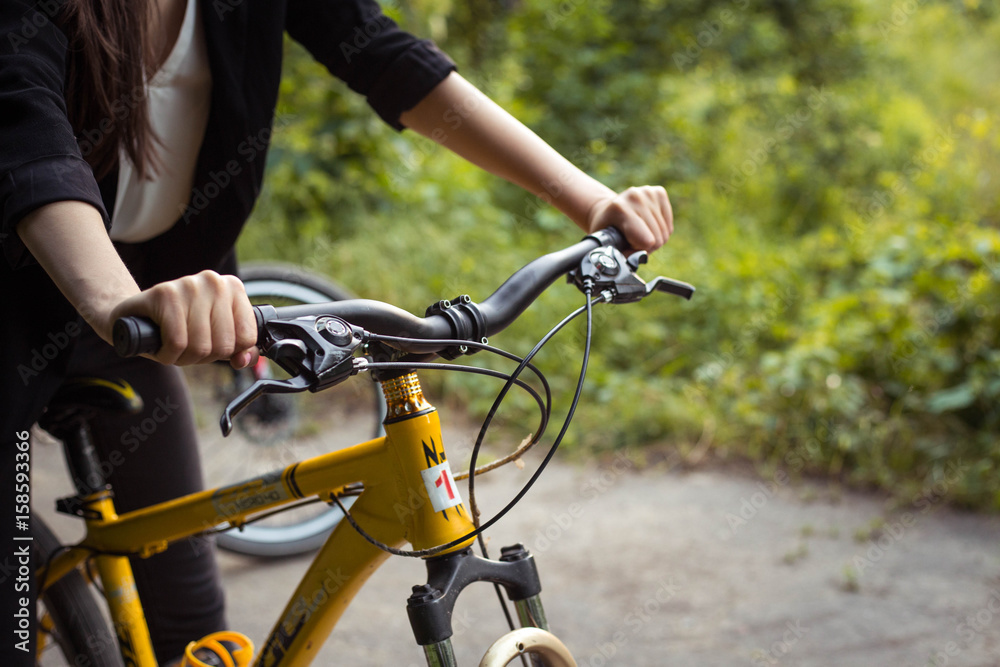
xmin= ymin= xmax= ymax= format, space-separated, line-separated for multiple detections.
xmin=113 ymin=316 xmax=162 ymax=357
xmin=594 ymin=225 xmax=626 ymax=250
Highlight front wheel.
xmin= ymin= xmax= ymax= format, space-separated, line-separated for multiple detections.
xmin=188 ymin=263 xmax=385 ymax=557
xmin=479 ymin=628 xmax=577 ymax=667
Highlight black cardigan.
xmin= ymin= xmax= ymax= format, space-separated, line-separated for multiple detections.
xmin=0 ymin=0 xmax=455 ymax=281
xmin=0 ymin=0 xmax=455 ymax=432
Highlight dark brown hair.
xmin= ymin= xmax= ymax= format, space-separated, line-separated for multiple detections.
xmin=60 ymin=0 xmax=156 ymax=180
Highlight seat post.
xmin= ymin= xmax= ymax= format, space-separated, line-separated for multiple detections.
xmin=59 ymin=416 xmax=109 ymax=496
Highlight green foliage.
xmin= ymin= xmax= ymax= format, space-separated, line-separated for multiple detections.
xmin=239 ymin=0 xmax=1000 ymax=511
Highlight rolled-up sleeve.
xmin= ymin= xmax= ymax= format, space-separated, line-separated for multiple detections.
xmin=0 ymin=0 xmax=108 ymax=269
xmin=285 ymin=0 xmax=456 ymax=130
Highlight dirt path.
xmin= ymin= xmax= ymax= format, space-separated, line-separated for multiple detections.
xmin=34 ymin=428 xmax=1000 ymax=666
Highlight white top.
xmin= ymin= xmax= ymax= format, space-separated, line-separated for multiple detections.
xmin=110 ymin=0 xmax=212 ymax=243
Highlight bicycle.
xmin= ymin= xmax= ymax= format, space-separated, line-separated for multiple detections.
xmin=34 ymin=227 xmax=694 ymax=667
xmin=187 ymin=263 xmax=386 ymax=557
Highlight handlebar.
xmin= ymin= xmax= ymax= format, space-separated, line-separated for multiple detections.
xmin=114 ymin=226 xmax=695 ymax=438
xmin=113 ymin=227 xmax=634 ymax=358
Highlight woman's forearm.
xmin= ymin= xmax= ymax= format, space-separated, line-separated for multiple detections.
xmin=17 ymin=201 xmax=141 ymax=343
xmin=17 ymin=201 xmax=257 ymax=367
xmin=399 ymin=72 xmax=615 ymax=229
xmin=399 ymin=72 xmax=673 ymax=250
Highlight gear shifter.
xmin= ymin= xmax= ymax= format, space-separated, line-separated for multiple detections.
xmin=569 ymin=245 xmax=695 ymax=303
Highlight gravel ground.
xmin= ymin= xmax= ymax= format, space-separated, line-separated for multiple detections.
xmin=34 ymin=418 xmax=1000 ymax=667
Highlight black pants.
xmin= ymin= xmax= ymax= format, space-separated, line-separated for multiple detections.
xmin=60 ymin=326 xmax=228 ymax=662
xmin=1 ymin=251 xmax=236 ymax=664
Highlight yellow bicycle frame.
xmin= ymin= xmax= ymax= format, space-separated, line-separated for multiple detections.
xmin=40 ymin=373 xmax=477 ymax=667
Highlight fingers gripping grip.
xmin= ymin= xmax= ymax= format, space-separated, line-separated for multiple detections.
xmin=114 ymin=308 xmax=271 ymax=358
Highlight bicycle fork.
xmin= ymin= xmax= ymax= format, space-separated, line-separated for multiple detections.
xmin=407 ymin=544 xmax=551 ymax=667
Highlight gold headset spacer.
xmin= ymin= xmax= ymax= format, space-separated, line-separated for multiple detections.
xmin=381 ymin=373 xmax=430 ymax=417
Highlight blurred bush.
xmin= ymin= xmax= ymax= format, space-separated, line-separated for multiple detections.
xmin=238 ymin=0 xmax=1000 ymax=510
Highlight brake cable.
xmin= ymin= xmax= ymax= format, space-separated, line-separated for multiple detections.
xmin=361 ymin=361 xmax=550 ymax=463
xmin=367 ymin=335 xmax=554 ymax=481
xmin=467 ymin=285 xmax=599 ymax=646
xmin=329 ymin=288 xmax=604 ymax=559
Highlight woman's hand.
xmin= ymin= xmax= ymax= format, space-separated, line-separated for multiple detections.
xmin=108 ymin=270 xmax=258 ymax=368
xmin=585 ymin=186 xmax=674 ymax=252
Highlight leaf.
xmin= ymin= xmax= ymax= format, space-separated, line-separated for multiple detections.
xmin=926 ymin=384 xmax=977 ymax=413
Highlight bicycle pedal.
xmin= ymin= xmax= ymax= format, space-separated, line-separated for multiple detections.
xmin=181 ymin=631 xmax=254 ymax=667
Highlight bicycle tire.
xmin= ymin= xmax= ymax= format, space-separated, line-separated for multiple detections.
xmin=35 ymin=517 xmax=124 ymax=667
xmin=479 ymin=627 xmax=577 ymax=667
xmin=194 ymin=263 xmax=384 ymax=557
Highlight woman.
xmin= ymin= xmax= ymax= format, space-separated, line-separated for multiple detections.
xmin=0 ymin=0 xmax=673 ymax=662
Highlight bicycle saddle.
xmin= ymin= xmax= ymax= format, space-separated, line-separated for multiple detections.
xmin=39 ymin=377 xmax=144 ymax=438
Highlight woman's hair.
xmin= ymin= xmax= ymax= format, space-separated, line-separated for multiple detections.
xmin=60 ymin=0 xmax=156 ymax=181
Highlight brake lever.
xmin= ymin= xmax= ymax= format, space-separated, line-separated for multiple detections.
xmin=644 ymin=276 xmax=696 ymax=300
xmin=220 ymin=375 xmax=312 ymax=436
xmin=220 ymin=315 xmax=367 ymax=436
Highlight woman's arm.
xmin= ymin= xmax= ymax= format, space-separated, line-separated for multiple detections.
xmin=17 ymin=202 xmax=140 ymax=340
xmin=17 ymin=202 xmax=257 ymax=368
xmin=398 ymin=72 xmax=673 ymax=250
